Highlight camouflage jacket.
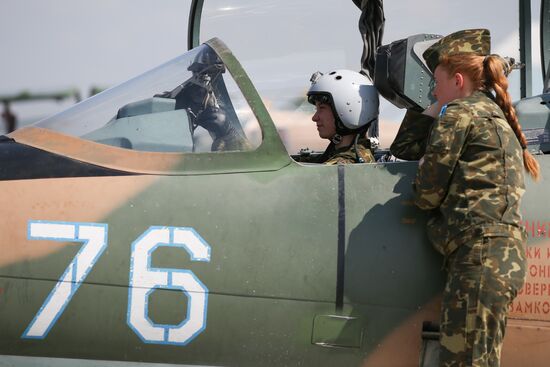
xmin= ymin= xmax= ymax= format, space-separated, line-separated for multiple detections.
xmin=390 ymin=109 xmax=435 ymax=160
xmin=297 ymin=138 xmax=375 ymax=165
xmin=414 ymin=91 xmax=526 ymax=256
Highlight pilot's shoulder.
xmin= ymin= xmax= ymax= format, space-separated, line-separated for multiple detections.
xmin=324 ymin=154 xmax=356 ymax=165
xmin=357 ymin=146 xmax=375 ymax=163
xmin=324 ymin=146 xmax=374 ymax=165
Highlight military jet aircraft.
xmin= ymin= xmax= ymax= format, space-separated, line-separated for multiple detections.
xmin=1 ymin=0 xmax=550 ymax=366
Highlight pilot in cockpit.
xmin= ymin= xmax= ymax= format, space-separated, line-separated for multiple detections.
xmin=295 ymin=70 xmax=379 ymax=164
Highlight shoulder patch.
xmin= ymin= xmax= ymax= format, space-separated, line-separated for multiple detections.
xmin=438 ymin=104 xmax=448 ymax=118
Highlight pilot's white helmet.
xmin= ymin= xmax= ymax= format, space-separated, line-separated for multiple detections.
xmin=307 ymin=70 xmax=379 ymax=134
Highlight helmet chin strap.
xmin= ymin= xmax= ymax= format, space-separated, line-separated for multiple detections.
xmin=354 ymin=133 xmax=365 ymax=163
xmin=332 ymin=114 xmax=378 ymax=147
xmin=331 ymin=133 xmax=364 ymax=163
xmin=331 ymin=117 xmax=378 ymax=162
xmin=331 ymin=134 xmax=343 ymax=145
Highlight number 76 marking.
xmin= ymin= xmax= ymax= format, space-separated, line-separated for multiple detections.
xmin=22 ymin=221 xmax=211 ymax=346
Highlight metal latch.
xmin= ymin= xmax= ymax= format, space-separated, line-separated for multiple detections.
xmin=311 ymin=314 xmax=363 ymax=349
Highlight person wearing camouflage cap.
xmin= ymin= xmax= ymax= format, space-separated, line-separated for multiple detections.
xmin=391 ymin=29 xmax=540 ymax=366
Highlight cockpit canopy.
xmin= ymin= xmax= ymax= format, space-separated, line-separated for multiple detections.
xmin=35 ymin=44 xmax=261 ymax=153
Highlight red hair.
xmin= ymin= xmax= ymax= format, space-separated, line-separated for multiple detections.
xmin=439 ymin=54 xmax=540 ymax=181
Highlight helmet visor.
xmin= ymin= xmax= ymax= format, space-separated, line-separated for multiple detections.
xmin=307 ymin=92 xmax=331 ymax=106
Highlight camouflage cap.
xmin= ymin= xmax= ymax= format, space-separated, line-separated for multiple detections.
xmin=422 ymin=29 xmax=491 ymax=72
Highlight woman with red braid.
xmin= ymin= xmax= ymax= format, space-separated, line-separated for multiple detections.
xmin=391 ymin=29 xmax=540 ymax=367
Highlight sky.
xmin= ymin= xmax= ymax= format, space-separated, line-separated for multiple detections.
xmin=0 ymin=0 xmax=545 ymax=138
xmin=0 ymin=0 xmax=192 ymax=128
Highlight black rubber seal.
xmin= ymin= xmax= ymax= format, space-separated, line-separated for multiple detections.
xmin=336 ymin=164 xmax=346 ymax=311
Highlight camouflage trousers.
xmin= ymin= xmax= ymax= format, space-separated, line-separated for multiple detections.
xmin=439 ymin=236 xmax=526 ymax=367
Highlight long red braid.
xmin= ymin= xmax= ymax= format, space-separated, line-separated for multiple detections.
xmin=439 ymin=54 xmax=540 ymax=181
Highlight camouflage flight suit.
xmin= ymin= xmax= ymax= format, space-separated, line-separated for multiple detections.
xmin=411 ymin=91 xmax=527 ymax=366
xmin=296 ymin=137 xmax=375 ymax=164
xmin=390 ymin=109 xmax=435 ymax=160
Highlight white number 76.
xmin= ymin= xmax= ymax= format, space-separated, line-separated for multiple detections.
xmin=22 ymin=221 xmax=211 ymax=346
